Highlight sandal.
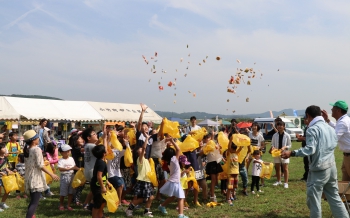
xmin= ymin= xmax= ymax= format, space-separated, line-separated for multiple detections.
xmin=75 ymin=202 xmax=82 ymax=206
xmin=59 ymin=206 xmax=65 ymax=211
xmin=67 ymin=206 xmax=73 ymax=211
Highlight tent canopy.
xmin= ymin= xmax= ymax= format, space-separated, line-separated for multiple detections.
xmin=0 ymin=97 xmax=103 ymax=122
xmin=168 ymin=117 xmax=187 ymax=125
xmin=220 ymin=120 xmax=231 ymax=125
xmin=87 ymin=101 xmax=162 ymax=123
xmin=0 ymin=97 xmax=162 ymax=123
xmin=197 ymin=119 xmax=219 ymax=126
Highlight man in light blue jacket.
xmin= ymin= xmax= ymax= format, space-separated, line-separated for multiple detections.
xmin=282 ymin=105 xmax=349 ymax=218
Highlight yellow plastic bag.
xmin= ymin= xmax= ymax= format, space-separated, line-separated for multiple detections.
xmin=126 ymin=128 xmax=136 ymax=145
xmin=147 ymin=158 xmax=158 ymax=187
xmin=237 ymin=146 xmax=248 ymax=164
xmin=102 ymin=185 xmax=119 ymax=213
xmin=72 ymin=168 xmax=86 ymax=188
xmin=44 ymin=161 xmax=53 ymax=185
xmin=271 ymin=149 xmax=281 ymax=157
xmin=110 ymin=131 xmax=123 ymax=151
xmin=260 ymin=162 xmax=274 ymax=179
xmin=105 ymin=145 xmax=115 ymax=160
xmin=191 ymin=127 xmax=207 ymax=142
xmin=203 ymin=140 xmax=216 ymax=155
xmin=187 ymin=168 xmax=199 ymax=191
xmin=2 ymin=173 xmax=18 ymax=193
xmin=218 ymin=172 xmax=228 ymax=180
xmin=162 ymin=118 xmax=180 ymax=138
xmin=232 ymin=134 xmax=251 ymax=146
xmin=179 ymin=135 xmax=199 ymax=153
xmin=218 ymin=132 xmax=229 ymax=151
xmin=15 ymin=172 xmax=25 ymax=193
xmin=124 ymin=146 xmax=133 ymax=167
xmin=180 ymin=176 xmax=188 ymax=190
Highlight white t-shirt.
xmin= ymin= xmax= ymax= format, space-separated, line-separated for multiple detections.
xmin=168 ymin=156 xmax=181 ymax=183
xmin=207 ymin=148 xmax=222 ymax=163
xmin=248 ymin=132 xmax=264 ymax=147
xmin=251 ymin=158 xmax=263 ymax=177
xmin=186 ymin=125 xmax=201 ymax=134
xmin=84 ymin=143 xmax=97 ymax=181
xmin=58 ymin=157 xmax=76 ymax=174
xmin=107 ymin=149 xmax=125 ymax=178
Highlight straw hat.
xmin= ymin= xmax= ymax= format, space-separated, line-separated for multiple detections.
xmin=23 ymin=130 xmax=39 ymax=141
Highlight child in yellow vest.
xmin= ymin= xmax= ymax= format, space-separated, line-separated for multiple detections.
xmin=6 ymin=132 xmax=21 ymax=170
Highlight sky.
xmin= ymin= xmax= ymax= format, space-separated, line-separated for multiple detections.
xmin=1 ymin=0 xmax=350 ymax=115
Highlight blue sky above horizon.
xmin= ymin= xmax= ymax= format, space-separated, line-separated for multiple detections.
xmin=1 ymin=0 xmax=350 ymax=115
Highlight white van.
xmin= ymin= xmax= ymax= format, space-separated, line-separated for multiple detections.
xmin=253 ymin=117 xmax=304 ymax=141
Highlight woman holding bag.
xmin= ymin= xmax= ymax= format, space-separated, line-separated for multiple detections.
xmin=23 ymin=130 xmax=59 ymax=218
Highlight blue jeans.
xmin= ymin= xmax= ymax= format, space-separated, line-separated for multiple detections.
xmin=108 ymin=176 xmax=126 ymax=191
xmin=239 ymin=163 xmax=248 ymax=189
xmin=307 ymin=165 xmax=349 ymax=218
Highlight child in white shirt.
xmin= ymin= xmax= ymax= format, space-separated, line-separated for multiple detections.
xmin=57 ymin=144 xmax=79 ymax=211
xmin=251 ymin=150 xmax=264 ymax=194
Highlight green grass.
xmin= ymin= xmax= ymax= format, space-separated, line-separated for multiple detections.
xmin=0 ymin=142 xmax=346 ymax=217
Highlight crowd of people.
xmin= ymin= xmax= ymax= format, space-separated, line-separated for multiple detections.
xmin=0 ymin=100 xmax=349 ymax=218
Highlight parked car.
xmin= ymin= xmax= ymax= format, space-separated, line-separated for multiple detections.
xmin=254 ymin=117 xmax=304 ymax=141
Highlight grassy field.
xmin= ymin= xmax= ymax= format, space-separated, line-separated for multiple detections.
xmin=0 ymin=141 xmax=347 ymax=218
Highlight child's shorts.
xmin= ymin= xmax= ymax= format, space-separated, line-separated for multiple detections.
xmin=274 ymin=157 xmax=290 ymax=164
xmin=133 ymin=181 xmax=153 ymax=199
xmin=108 ymin=176 xmax=126 ymax=191
xmin=91 ymin=185 xmax=106 ymax=209
xmin=60 ymin=173 xmax=74 ymax=196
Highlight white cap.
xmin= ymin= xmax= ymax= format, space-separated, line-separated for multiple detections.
xmin=60 ymin=144 xmax=72 ymax=152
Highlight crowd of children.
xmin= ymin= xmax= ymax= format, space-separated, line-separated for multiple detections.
xmin=0 ymin=108 xmax=295 ymax=218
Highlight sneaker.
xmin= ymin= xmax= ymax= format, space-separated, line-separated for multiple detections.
xmin=46 ymin=191 xmax=54 ymax=197
xmin=0 ymin=208 xmax=3 ymax=212
xmin=273 ymin=181 xmax=282 ymax=186
xmin=121 ymin=200 xmax=130 ymax=205
xmin=158 ymin=205 xmax=168 ymax=214
xmin=125 ymin=209 xmax=133 ymax=217
xmin=242 ymin=191 xmax=248 ymax=196
xmin=0 ymin=203 xmax=9 ymax=209
xmin=258 ymin=190 xmax=263 ymax=193
xmin=40 ymin=195 xmax=46 ymax=200
xmin=179 ymin=215 xmax=189 ymax=218
xmin=284 ymin=183 xmax=289 ymax=189
xmin=227 ymin=200 xmax=233 ymax=206
xmin=251 ymin=191 xmax=256 ymax=195
xmin=143 ymin=211 xmax=154 ymax=217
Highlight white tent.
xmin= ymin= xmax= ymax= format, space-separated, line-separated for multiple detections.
xmin=0 ymin=96 xmax=162 ymax=123
xmin=0 ymin=97 xmax=103 ymax=121
xmin=197 ymin=119 xmax=219 ymax=126
xmin=87 ymin=101 xmax=162 ymax=123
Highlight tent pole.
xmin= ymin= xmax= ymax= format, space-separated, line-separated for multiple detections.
xmin=65 ymin=121 xmax=68 ymax=143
